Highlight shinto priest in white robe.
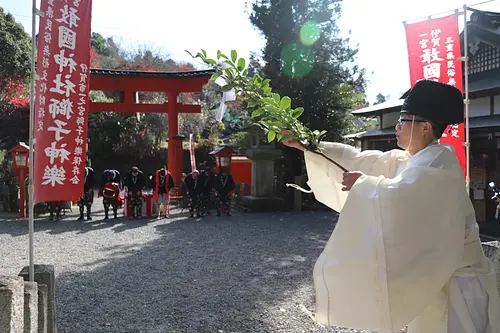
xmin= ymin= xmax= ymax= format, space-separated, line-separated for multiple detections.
xmin=304 ymin=140 xmax=500 ymax=333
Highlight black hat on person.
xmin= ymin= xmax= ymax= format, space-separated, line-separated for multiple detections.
xmin=401 ymin=80 xmax=464 ymax=125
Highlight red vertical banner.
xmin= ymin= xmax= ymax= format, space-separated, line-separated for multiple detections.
xmin=405 ymin=14 xmax=466 ymax=176
xmin=189 ymin=134 xmax=196 ymax=172
xmin=34 ymin=0 xmax=93 ymax=203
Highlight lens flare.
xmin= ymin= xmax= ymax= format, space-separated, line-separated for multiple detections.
xmin=280 ymin=42 xmax=314 ymax=78
xmin=300 ymin=20 xmax=321 ymax=46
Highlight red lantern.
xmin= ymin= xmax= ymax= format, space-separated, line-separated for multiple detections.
xmin=8 ymin=143 xmax=30 ymax=217
xmin=209 ymin=145 xmax=235 ymax=173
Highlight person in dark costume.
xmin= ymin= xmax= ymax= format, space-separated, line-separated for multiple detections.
xmin=48 ymin=201 xmax=64 ymax=221
xmin=99 ymin=169 xmax=122 ymax=220
xmin=151 ymin=167 xmax=175 ymax=219
xmin=77 ymin=166 xmax=94 ymax=220
xmin=184 ymin=170 xmax=202 ymax=218
xmin=214 ymin=167 xmax=236 ymax=216
xmin=124 ymin=166 xmax=146 ymax=218
xmin=199 ymin=167 xmax=214 ymax=215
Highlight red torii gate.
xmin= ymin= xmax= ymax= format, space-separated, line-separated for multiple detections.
xmin=88 ymin=68 xmax=215 ymax=187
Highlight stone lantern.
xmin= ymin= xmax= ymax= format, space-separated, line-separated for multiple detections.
xmin=241 ymin=125 xmax=283 ymax=211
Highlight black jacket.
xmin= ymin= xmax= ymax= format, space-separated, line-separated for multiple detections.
xmin=214 ymin=174 xmax=235 ymax=194
xmin=184 ymin=172 xmax=201 ymax=195
xmin=124 ymin=170 xmax=146 ymax=191
xmin=84 ymin=167 xmax=94 ymax=192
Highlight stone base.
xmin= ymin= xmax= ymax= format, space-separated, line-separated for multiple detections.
xmin=19 ymin=265 xmax=55 ymax=333
xmin=0 ymin=276 xmax=24 ymax=333
xmin=23 ymin=282 xmax=38 ymax=333
xmin=241 ymin=196 xmax=284 ymax=212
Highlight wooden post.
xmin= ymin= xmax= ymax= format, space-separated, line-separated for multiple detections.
xmin=20 ymin=168 xmax=26 ymax=218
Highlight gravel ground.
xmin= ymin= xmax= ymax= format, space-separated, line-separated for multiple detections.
xmin=0 ymin=203 xmax=392 ymax=333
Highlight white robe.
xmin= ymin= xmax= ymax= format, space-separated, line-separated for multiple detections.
xmin=304 ymin=142 xmax=500 ymax=333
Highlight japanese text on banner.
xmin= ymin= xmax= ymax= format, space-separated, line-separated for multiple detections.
xmin=405 ymin=14 xmax=463 ymax=92
xmin=33 ymin=0 xmax=92 ymax=203
xmin=404 ymin=14 xmax=465 ymax=177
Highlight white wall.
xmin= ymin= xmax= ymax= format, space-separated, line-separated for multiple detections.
xmin=494 ymin=95 xmax=500 ymax=115
xmin=381 ymin=111 xmax=400 ymax=128
xmin=470 ymin=97 xmax=490 ymax=117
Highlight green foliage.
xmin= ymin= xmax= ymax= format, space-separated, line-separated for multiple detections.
xmin=0 ymin=8 xmax=31 ymax=85
xmin=187 ymin=49 xmax=327 ymax=151
xmin=229 ymin=131 xmax=251 ymax=154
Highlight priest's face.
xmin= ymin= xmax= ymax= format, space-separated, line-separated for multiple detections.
xmin=395 ymin=114 xmax=427 ymax=150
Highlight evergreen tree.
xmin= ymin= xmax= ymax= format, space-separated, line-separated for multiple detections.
xmin=249 ymin=0 xmax=366 ymax=142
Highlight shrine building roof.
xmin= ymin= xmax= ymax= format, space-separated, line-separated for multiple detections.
xmin=89 ymin=68 xmax=216 ymax=78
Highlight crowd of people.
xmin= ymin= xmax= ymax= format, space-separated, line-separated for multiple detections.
xmin=45 ymin=165 xmax=235 ymax=221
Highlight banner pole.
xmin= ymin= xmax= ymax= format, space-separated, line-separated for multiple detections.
xmin=463 ymin=4 xmax=471 ymax=194
xmin=28 ymin=0 xmax=39 ymax=282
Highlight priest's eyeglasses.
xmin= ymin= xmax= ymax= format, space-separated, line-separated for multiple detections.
xmin=396 ymin=118 xmax=428 ymax=128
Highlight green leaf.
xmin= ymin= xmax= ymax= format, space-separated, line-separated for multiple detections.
xmin=185 ymin=50 xmax=194 ymax=58
xmin=247 ymin=100 xmax=257 ymax=108
xmin=280 ymin=96 xmax=291 ymax=110
xmin=231 ymin=50 xmax=237 ymax=63
xmin=210 ymin=73 xmax=219 ymax=81
xmin=292 ymin=107 xmax=304 ymax=118
xmin=242 ymin=69 xmax=248 ymax=77
xmin=221 ymin=84 xmax=234 ymax=92
xmin=237 ymin=58 xmax=246 ymax=71
xmin=205 ymin=58 xmax=217 ymax=65
xmin=263 ymin=86 xmax=272 ymax=95
xmin=262 ymin=97 xmax=276 ymax=106
xmin=267 ymin=131 xmax=276 ymax=142
xmin=201 ymin=49 xmax=207 ymax=57
xmin=272 ymin=93 xmax=280 ymax=105
xmin=252 ymin=109 xmax=265 ymax=118
xmin=281 ymin=133 xmax=297 ymax=142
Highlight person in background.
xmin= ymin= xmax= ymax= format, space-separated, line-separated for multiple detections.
xmin=214 ymin=167 xmax=235 ymax=216
xmin=77 ymin=166 xmax=94 ymax=220
xmin=199 ymin=167 xmax=214 ymax=215
xmin=152 ymin=166 xmax=175 ymax=219
xmin=124 ymin=166 xmax=146 ymax=218
xmin=184 ymin=170 xmax=201 ymax=218
xmin=99 ymin=169 xmax=122 ymax=220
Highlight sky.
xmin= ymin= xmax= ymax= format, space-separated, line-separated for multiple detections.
xmin=3 ymin=0 xmax=500 ymax=104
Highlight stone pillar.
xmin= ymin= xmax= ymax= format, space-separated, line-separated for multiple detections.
xmin=242 ymin=126 xmax=284 ymax=211
xmin=37 ymin=285 xmax=48 ymax=333
xmin=0 ymin=276 xmax=24 ymax=333
xmin=19 ymin=266 xmax=55 ymax=333
xmin=23 ymin=282 xmax=38 ymax=333
xmin=249 ymin=158 xmax=277 ymax=197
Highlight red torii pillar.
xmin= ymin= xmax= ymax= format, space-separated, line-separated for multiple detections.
xmin=167 ymin=92 xmax=183 ymax=187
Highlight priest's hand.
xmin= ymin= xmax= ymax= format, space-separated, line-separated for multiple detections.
xmin=342 ymin=171 xmax=364 ymax=191
xmin=282 ymin=130 xmax=304 ymax=151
